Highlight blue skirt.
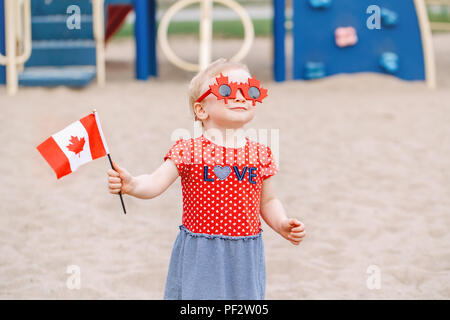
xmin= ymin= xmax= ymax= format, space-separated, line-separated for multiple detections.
xmin=164 ymin=225 xmax=266 ymax=300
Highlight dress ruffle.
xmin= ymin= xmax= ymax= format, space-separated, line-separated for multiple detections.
xmin=179 ymin=224 xmax=263 ymax=241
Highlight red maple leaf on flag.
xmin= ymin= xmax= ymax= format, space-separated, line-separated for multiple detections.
xmin=66 ymin=135 xmax=85 ymax=157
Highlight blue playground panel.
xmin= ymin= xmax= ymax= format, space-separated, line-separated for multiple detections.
xmin=25 ymin=40 xmax=96 ymax=67
xmin=24 ymin=0 xmax=96 ymax=86
xmin=31 ymin=15 xmax=94 ymax=40
xmin=0 ymin=0 xmax=157 ymax=87
xmin=19 ymin=66 xmax=96 ymax=87
xmin=273 ymin=0 xmax=427 ymax=82
xmin=31 ymin=0 xmax=93 ymax=15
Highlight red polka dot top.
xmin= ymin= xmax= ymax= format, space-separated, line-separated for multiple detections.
xmin=164 ymin=134 xmax=278 ymax=236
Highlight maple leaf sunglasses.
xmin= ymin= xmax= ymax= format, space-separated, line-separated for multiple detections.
xmin=196 ymin=73 xmax=268 ymax=107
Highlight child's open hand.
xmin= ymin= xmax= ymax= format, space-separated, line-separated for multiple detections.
xmin=280 ymin=218 xmax=306 ymax=246
xmin=107 ymin=161 xmax=134 ymax=195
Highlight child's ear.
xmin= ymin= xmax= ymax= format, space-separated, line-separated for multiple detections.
xmin=194 ymin=102 xmax=208 ymax=121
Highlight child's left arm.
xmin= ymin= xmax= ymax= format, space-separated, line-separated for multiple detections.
xmin=260 ymin=179 xmax=306 ymax=245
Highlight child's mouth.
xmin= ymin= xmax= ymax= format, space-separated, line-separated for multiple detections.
xmin=229 ymin=107 xmax=247 ymax=111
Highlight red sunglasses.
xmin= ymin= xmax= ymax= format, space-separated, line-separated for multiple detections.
xmin=196 ymin=73 xmax=268 ymax=106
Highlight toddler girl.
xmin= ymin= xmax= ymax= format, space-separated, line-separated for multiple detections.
xmin=107 ymin=58 xmax=306 ymax=300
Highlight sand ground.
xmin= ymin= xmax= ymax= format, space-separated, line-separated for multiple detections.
xmin=0 ymin=33 xmax=449 ymax=299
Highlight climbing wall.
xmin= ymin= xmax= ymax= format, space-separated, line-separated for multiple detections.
xmin=291 ymin=0 xmax=428 ymax=81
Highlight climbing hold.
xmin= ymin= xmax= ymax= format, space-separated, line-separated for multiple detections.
xmin=379 ymin=52 xmax=399 ymax=74
xmin=309 ymin=0 xmax=332 ymax=10
xmin=335 ymin=27 xmax=358 ymax=48
xmin=381 ymin=8 xmax=398 ymax=27
xmin=304 ymin=62 xmax=326 ymax=80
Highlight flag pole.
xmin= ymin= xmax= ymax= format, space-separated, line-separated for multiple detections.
xmin=107 ymin=153 xmax=127 ymax=215
xmin=93 ymin=109 xmax=127 ymax=215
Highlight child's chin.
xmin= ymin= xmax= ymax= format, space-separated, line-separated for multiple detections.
xmin=224 ymin=116 xmax=253 ymax=127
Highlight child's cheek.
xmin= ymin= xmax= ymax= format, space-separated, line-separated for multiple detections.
xmin=206 ymin=102 xmax=225 ymax=118
xmin=203 ymin=100 xmax=217 ymax=113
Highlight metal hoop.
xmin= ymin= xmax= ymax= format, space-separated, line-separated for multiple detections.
xmin=157 ymin=0 xmax=254 ymax=72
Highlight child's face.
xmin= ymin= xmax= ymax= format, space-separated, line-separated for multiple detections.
xmin=198 ymin=68 xmax=256 ymax=129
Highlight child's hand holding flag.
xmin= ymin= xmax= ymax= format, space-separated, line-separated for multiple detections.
xmin=107 ymin=161 xmax=135 ymax=195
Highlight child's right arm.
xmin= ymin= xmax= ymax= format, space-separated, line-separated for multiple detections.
xmin=107 ymin=159 xmax=179 ymax=199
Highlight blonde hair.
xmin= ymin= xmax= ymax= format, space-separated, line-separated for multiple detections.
xmin=188 ymin=58 xmax=250 ymax=121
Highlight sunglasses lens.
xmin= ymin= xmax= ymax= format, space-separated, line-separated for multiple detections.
xmin=219 ymin=84 xmax=231 ymax=97
xmin=248 ymin=86 xmax=260 ymax=99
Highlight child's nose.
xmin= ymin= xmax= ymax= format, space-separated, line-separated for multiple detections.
xmin=234 ymin=89 xmax=246 ymax=102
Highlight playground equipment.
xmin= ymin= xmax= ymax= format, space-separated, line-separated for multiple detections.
xmin=157 ymin=0 xmax=254 ymax=72
xmin=0 ymin=0 xmax=32 ymax=95
xmin=273 ymin=0 xmax=436 ymax=88
xmin=2 ymin=0 xmax=439 ymax=94
xmin=105 ymin=0 xmax=157 ymax=80
xmin=1 ymin=0 xmax=251 ymax=94
xmin=0 ymin=0 xmax=156 ymax=95
xmin=0 ymin=0 xmax=106 ymax=95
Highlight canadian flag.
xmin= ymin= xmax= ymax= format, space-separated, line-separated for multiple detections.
xmin=37 ymin=111 xmax=109 ymax=179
